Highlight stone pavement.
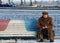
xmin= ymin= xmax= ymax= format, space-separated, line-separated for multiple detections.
xmin=0 ymin=39 xmax=60 ymax=43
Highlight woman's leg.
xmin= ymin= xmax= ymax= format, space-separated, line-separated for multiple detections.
xmin=48 ymin=29 xmax=54 ymax=42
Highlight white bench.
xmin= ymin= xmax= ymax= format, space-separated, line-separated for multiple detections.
xmin=0 ymin=20 xmax=36 ymax=37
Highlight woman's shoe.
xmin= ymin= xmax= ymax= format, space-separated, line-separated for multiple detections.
xmin=50 ymin=40 xmax=54 ymax=42
xmin=37 ymin=39 xmax=43 ymax=42
xmin=40 ymin=39 xmax=43 ymax=42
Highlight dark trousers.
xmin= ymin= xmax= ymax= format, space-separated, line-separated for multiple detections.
xmin=37 ymin=28 xmax=54 ymax=40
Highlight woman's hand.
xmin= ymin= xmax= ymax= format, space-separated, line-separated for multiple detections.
xmin=45 ymin=26 xmax=48 ymax=28
xmin=43 ymin=27 xmax=45 ymax=29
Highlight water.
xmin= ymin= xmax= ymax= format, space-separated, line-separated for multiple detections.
xmin=0 ymin=10 xmax=60 ymax=20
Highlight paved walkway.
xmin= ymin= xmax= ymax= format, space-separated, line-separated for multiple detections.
xmin=0 ymin=39 xmax=60 ymax=43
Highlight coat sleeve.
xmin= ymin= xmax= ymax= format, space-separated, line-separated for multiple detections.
xmin=37 ymin=18 xmax=42 ymax=29
xmin=48 ymin=17 xmax=53 ymax=29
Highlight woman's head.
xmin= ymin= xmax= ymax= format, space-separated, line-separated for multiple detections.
xmin=42 ymin=11 xmax=48 ymax=18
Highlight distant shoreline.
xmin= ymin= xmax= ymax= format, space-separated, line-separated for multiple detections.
xmin=0 ymin=7 xmax=60 ymax=10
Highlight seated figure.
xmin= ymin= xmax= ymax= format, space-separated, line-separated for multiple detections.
xmin=37 ymin=11 xmax=54 ymax=42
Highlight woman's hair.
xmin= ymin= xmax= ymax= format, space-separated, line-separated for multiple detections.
xmin=42 ymin=11 xmax=48 ymax=15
